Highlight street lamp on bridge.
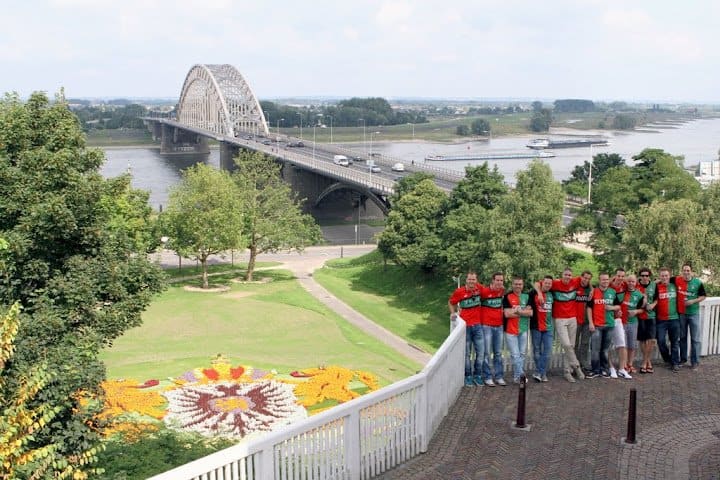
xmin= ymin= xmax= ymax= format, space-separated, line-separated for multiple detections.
xmin=358 ymin=118 xmax=366 ymax=155
xmin=369 ymin=131 xmax=380 ymax=158
xmin=296 ymin=112 xmax=303 ymax=140
xmin=277 ymin=118 xmax=284 ymax=152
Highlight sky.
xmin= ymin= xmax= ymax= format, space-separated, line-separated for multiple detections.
xmin=2 ymin=0 xmax=719 ymax=103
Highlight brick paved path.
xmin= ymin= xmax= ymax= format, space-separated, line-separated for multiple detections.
xmin=377 ymin=357 xmax=720 ymax=480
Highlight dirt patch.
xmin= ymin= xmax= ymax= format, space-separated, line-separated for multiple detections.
xmin=231 ymin=277 xmax=273 ymax=284
xmin=183 ymin=284 xmax=231 ymax=293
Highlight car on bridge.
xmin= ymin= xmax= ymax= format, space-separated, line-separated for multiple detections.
xmin=391 ymin=162 xmax=405 ymax=172
xmin=287 ymin=141 xmax=305 ymax=147
xmin=369 ymin=165 xmax=381 ymax=173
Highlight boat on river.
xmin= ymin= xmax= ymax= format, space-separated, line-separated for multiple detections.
xmin=527 ymin=138 xmax=610 ymax=149
xmin=425 ymin=151 xmax=555 ymax=161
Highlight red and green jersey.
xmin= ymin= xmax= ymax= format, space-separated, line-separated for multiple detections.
xmin=449 ymin=286 xmax=482 ymax=327
xmin=673 ymin=276 xmax=706 ymax=315
xmin=611 ymin=279 xmax=628 ymax=304
xmin=575 ymin=284 xmax=593 ymax=325
xmin=529 ymin=290 xmax=553 ymax=332
xmin=621 ymin=289 xmax=645 ymax=325
xmin=587 ymin=287 xmax=619 ymax=328
xmin=637 ymin=283 xmax=656 ymax=320
xmin=502 ymin=292 xmax=530 ymax=335
xmin=652 ymin=282 xmax=679 ymax=321
xmin=480 ymin=285 xmax=505 ymax=327
xmin=551 ymin=277 xmax=581 ymax=319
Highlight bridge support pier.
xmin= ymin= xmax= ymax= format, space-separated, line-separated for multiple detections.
xmin=219 ymin=142 xmax=240 ymax=170
xmin=159 ymin=124 xmax=210 ymax=155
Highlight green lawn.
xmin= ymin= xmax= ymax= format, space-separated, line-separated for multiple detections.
xmin=312 ymin=251 xmax=450 ymax=354
xmin=101 ymin=268 xmax=420 ymax=386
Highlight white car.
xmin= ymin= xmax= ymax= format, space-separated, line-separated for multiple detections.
xmin=369 ymin=165 xmax=381 ymax=173
xmin=391 ymin=162 xmax=405 ymax=172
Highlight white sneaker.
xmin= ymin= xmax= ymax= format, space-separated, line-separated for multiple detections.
xmin=563 ymin=372 xmax=576 ymax=383
xmin=618 ymin=369 xmax=632 ymax=379
xmin=541 ymin=374 xmax=549 ymax=382
xmin=532 ymin=373 xmax=543 ymax=383
xmin=609 ymin=367 xmax=618 ymax=379
xmin=484 ymin=379 xmax=496 ymax=387
xmin=495 ymin=378 xmax=507 ymax=386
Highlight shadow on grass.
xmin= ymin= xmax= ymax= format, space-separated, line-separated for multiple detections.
xmin=173 ymin=268 xmax=295 ymax=289
xmin=322 ymin=251 xmax=450 ymax=351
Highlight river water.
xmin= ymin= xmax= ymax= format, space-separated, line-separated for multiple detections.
xmin=100 ymin=118 xmax=720 ymax=210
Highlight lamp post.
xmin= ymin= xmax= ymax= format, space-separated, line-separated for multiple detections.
xmin=328 ymin=115 xmax=333 ymax=144
xmin=277 ymin=118 xmax=284 ymax=152
xmin=408 ymin=122 xmax=414 ymax=140
xmin=312 ymin=123 xmax=316 ymax=159
xmin=587 ymin=144 xmax=593 ymax=204
xmin=296 ymin=112 xmax=303 ymax=140
xmin=358 ymin=118 xmax=366 ymax=155
xmin=369 ymin=131 xmax=380 ymax=158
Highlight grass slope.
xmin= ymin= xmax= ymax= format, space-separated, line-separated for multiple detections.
xmin=101 ymin=268 xmax=420 ymax=386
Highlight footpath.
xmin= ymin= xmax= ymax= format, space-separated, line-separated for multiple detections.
xmin=156 ymin=245 xmax=431 ymax=366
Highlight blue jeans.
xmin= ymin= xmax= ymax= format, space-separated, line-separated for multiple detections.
xmin=505 ymin=331 xmax=528 ymax=380
xmin=531 ymin=329 xmax=553 ymax=376
xmin=482 ymin=325 xmax=504 ymax=381
xmin=590 ymin=326 xmax=613 ymax=374
xmin=465 ymin=324 xmax=484 ymax=377
xmin=679 ymin=313 xmax=701 ymax=365
xmin=657 ymin=319 xmax=681 ymax=366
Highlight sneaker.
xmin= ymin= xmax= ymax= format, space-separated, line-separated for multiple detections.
xmin=532 ymin=373 xmax=543 ymax=383
xmin=585 ymin=371 xmax=599 ymax=379
xmin=495 ymin=378 xmax=507 ymax=386
xmin=465 ymin=376 xmax=474 ymax=386
xmin=618 ymin=369 xmax=632 ymax=379
xmin=690 ymin=364 xmax=699 ymax=370
xmin=601 ymin=370 xmax=610 ymax=378
xmin=513 ymin=377 xmax=522 ymax=384
xmin=672 ymin=365 xmax=680 ymax=372
xmin=563 ymin=372 xmax=576 ymax=383
xmin=473 ymin=375 xmax=484 ymax=386
xmin=484 ymin=378 xmax=496 ymax=387
xmin=541 ymin=375 xmax=549 ymax=382
xmin=609 ymin=367 xmax=618 ymax=379
xmin=573 ymin=366 xmax=585 ymax=380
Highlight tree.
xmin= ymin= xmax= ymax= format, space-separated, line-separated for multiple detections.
xmin=531 ymin=101 xmax=543 ymax=112
xmin=0 ymin=91 xmax=165 ymax=467
xmin=612 ymin=114 xmax=637 ymax=130
xmin=448 ymin=163 xmax=508 ymax=210
xmin=562 ymin=153 xmax=626 ymax=198
xmin=232 ymin=151 xmax=321 ymax=281
xmin=620 ymin=199 xmax=708 ymax=273
xmin=493 ymin=161 xmax=565 ymax=280
xmin=470 ymin=118 xmax=491 ymax=136
xmin=456 ymin=124 xmax=470 ymax=136
xmin=553 ymin=99 xmax=595 ymax=113
xmin=530 ymin=109 xmax=552 ymax=132
xmin=162 ymin=163 xmax=245 ymax=288
xmin=378 ymin=179 xmax=447 ymax=272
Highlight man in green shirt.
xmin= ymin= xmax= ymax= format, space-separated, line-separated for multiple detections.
xmin=673 ymin=263 xmax=707 ymax=368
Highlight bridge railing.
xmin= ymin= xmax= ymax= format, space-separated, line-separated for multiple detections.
xmin=147 ymin=319 xmax=466 ymax=480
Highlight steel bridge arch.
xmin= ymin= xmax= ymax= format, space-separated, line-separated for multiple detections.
xmin=177 ymin=64 xmax=269 ymax=137
xmin=314 ymin=182 xmax=390 ymax=215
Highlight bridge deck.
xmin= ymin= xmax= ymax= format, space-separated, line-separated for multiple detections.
xmin=377 ymin=356 xmax=720 ymax=480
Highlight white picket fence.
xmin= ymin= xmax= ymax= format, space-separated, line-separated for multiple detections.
xmin=148 ymin=298 xmax=720 ymax=479
xmin=148 ymin=319 xmax=466 ymax=480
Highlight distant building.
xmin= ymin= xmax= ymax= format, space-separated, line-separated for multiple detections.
xmin=697 ymin=160 xmax=720 ymax=187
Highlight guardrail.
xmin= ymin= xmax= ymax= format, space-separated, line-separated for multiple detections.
xmin=147 ymin=320 xmax=466 ymax=480
xmin=700 ymin=297 xmax=720 ymax=356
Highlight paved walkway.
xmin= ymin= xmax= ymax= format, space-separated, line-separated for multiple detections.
xmin=376 ymin=357 xmax=720 ymax=480
xmin=156 ymin=246 xmax=431 ymax=366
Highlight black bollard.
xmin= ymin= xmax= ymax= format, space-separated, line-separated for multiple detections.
xmin=625 ymin=388 xmax=637 ymax=444
xmin=340 ymin=246 xmax=344 ymax=258
xmin=511 ymin=375 xmax=531 ymax=431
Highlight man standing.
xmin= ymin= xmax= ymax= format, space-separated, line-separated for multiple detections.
xmin=529 ymin=276 xmax=554 ymax=382
xmin=636 ymin=267 xmax=657 ymax=373
xmin=449 ymin=271 xmax=484 ymax=387
xmin=503 ymin=277 xmax=533 ymax=383
xmin=673 ymin=263 xmax=706 ymax=369
xmin=587 ymin=273 xmax=622 ymax=378
xmin=574 ymin=271 xmax=593 ymax=374
xmin=480 ymin=272 xmax=507 ymax=386
xmin=550 ymin=268 xmax=584 ymax=382
xmin=620 ymin=274 xmax=645 ymax=376
xmin=648 ymin=267 xmax=681 ymax=372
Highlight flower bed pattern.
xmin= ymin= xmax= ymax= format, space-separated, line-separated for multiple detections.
xmin=97 ymin=358 xmax=379 ymax=440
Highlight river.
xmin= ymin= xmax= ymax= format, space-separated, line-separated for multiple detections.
xmin=100 ymin=118 xmax=720 ymax=210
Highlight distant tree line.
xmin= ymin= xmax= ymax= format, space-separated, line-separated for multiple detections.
xmin=554 ymin=99 xmax=596 ymax=113
xmin=261 ymin=97 xmax=427 ymax=129
xmin=72 ymin=103 xmax=149 ymax=131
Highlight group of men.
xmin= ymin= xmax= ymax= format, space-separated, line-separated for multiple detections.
xmin=448 ymin=264 xmax=707 ymax=387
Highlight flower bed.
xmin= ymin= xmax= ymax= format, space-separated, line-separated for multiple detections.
xmin=95 ymin=356 xmax=379 ymax=441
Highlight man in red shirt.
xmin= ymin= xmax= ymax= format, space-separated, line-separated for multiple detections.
xmin=550 ymin=268 xmax=584 ymax=382
xmin=673 ymin=263 xmax=707 ymax=368
xmin=503 ymin=277 xmax=532 ymax=383
xmin=480 ymin=272 xmax=507 ymax=386
xmin=449 ymin=271 xmax=484 ymax=387
xmin=573 ymin=271 xmax=593 ymax=374
xmin=529 ymin=276 xmax=554 ymax=382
